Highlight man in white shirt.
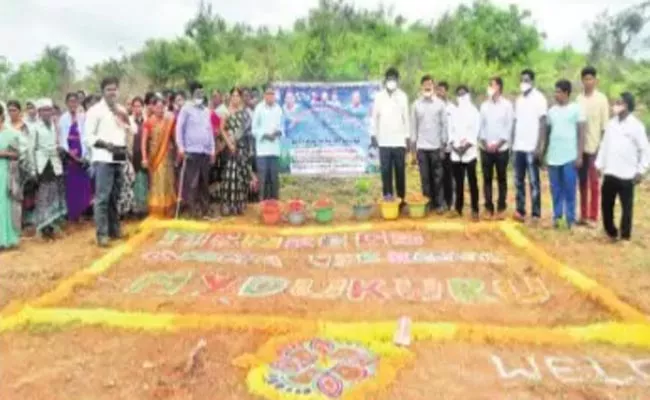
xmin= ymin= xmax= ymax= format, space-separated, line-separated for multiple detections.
xmin=449 ymin=85 xmax=480 ymax=220
xmin=595 ymin=92 xmax=650 ymax=242
xmin=436 ymin=81 xmax=456 ymax=212
xmin=513 ymin=69 xmax=548 ymax=222
xmin=84 ymin=76 xmax=132 ymax=247
xmin=479 ymin=76 xmax=514 ymax=219
xmin=253 ymin=85 xmax=284 ymax=200
xmin=370 ymin=67 xmax=410 ymax=205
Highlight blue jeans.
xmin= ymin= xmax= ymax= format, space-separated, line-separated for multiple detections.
xmin=93 ymin=162 xmax=123 ymax=240
xmin=548 ymin=161 xmax=578 ymax=226
xmin=514 ymin=151 xmax=541 ymax=218
xmin=256 ymin=156 xmax=280 ymax=200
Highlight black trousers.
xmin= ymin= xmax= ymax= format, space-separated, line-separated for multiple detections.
xmin=452 ymin=160 xmax=479 ymax=214
xmin=416 ymin=149 xmax=444 ymax=209
xmin=601 ymin=175 xmax=635 ymax=240
xmin=442 ymin=151 xmax=455 ymax=209
xmin=182 ymin=153 xmax=212 ymax=217
xmin=481 ymin=150 xmax=509 ymax=213
xmin=379 ymin=147 xmax=406 ymax=200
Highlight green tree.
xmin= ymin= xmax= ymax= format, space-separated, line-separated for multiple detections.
xmin=587 ymin=1 xmax=650 ymax=61
xmin=430 ymin=1 xmax=541 ymax=64
xmin=141 ymin=38 xmax=202 ymax=88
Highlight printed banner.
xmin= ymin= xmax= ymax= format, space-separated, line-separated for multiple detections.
xmin=273 ymin=81 xmax=382 ymax=176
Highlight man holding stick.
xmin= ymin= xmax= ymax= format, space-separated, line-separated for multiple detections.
xmin=175 ymin=81 xmax=216 ymax=218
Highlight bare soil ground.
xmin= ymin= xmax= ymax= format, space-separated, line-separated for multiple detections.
xmin=2 ymin=328 xmax=648 ymax=400
xmin=1 ymin=173 xmax=648 ymax=399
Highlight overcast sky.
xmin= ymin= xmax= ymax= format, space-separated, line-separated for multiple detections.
xmin=0 ymin=0 xmax=641 ymax=72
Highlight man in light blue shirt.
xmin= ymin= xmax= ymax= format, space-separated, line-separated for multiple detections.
xmin=542 ymin=79 xmax=586 ymax=229
xmin=175 ymin=81 xmax=215 ymax=218
xmin=252 ymin=86 xmax=284 ymax=200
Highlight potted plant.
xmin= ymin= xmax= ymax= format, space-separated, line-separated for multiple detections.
xmin=259 ymin=199 xmax=282 ymax=225
xmin=379 ymin=194 xmax=401 ymax=220
xmin=286 ymin=199 xmax=307 ymax=225
xmin=313 ymin=197 xmax=335 ymax=224
xmin=406 ymin=192 xmax=429 ymax=219
xmin=351 ymin=177 xmax=374 ymax=220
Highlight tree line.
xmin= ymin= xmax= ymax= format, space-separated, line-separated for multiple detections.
xmin=1 ymin=0 xmax=649 ymax=124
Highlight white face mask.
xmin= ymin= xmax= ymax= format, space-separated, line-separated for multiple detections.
xmin=193 ymin=97 xmax=204 ymax=106
xmin=386 ymin=80 xmax=397 ymax=91
xmin=520 ymin=82 xmax=532 ymax=93
xmin=612 ymin=104 xmax=625 ymax=115
xmin=458 ymin=94 xmax=471 ymax=105
xmin=487 ymin=87 xmax=496 ymax=97
xmin=422 ymin=90 xmax=433 ymax=98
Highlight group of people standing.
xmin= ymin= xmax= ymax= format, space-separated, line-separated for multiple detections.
xmin=372 ymin=66 xmax=650 ymax=241
xmin=2 ymin=67 xmax=649 ymax=250
xmin=0 ymin=77 xmax=284 ymax=249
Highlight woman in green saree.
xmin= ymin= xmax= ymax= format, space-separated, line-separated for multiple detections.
xmin=0 ymin=104 xmax=21 ymax=249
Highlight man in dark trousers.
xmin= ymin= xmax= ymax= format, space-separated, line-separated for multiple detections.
xmin=410 ymin=75 xmax=447 ymax=213
xmin=370 ymin=67 xmax=410 ymax=208
xmin=595 ymin=92 xmax=650 ymax=242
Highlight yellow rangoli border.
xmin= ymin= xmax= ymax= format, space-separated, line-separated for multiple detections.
xmin=1 ymin=217 xmax=647 ymax=345
xmin=2 ymin=307 xmax=650 ymax=349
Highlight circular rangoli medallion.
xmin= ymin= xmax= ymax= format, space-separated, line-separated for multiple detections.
xmin=265 ymin=338 xmax=377 ymax=398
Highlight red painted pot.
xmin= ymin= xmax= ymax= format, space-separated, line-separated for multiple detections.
xmin=260 ymin=200 xmax=282 ymax=225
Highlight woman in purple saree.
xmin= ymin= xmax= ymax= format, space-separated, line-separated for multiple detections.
xmin=59 ymin=92 xmax=92 ymax=222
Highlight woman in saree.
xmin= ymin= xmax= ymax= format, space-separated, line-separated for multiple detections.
xmin=170 ymin=91 xmax=186 ymax=116
xmin=220 ymin=87 xmax=258 ymax=216
xmin=59 ymin=92 xmax=92 ymax=222
xmin=6 ymin=100 xmax=36 ymax=228
xmin=141 ymin=97 xmax=176 ymax=217
xmin=130 ymin=96 xmax=148 ymax=217
xmin=0 ymin=104 xmax=22 ymax=249
xmin=117 ymin=105 xmax=137 ymax=219
xmin=31 ymin=99 xmax=67 ymax=240
xmin=144 ymin=92 xmax=157 ymax=121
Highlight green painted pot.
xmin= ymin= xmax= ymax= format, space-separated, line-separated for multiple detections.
xmin=314 ymin=207 xmax=334 ymax=224
xmin=409 ymin=202 xmax=428 ymax=219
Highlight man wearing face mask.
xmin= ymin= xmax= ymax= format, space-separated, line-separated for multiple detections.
xmin=370 ymin=67 xmax=410 ymax=207
xmin=512 ymin=69 xmax=548 ymax=223
xmin=479 ymin=76 xmax=514 ymax=219
xmin=84 ymin=76 xmax=132 ymax=247
xmin=175 ymin=80 xmax=216 ymax=219
xmin=436 ymin=81 xmax=456 ymax=212
xmin=410 ymin=75 xmax=447 ymax=213
xmin=449 ymin=85 xmax=480 ymax=220
xmin=595 ymin=93 xmax=650 ymax=242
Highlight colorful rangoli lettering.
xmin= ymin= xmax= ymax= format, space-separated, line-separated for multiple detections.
xmin=388 ymin=231 xmax=425 ymax=246
xmin=242 ymin=234 xmax=283 ymax=249
xmin=206 ymin=233 xmax=243 ymax=249
xmin=319 ymin=234 xmax=348 ymax=249
xmin=355 ymin=232 xmax=388 ymax=248
xmin=283 ymin=236 xmax=317 ymax=249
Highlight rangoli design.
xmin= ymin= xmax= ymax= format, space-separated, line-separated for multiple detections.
xmin=234 ymin=335 xmax=413 ymax=400
xmin=266 ymin=338 xmax=376 ymax=397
